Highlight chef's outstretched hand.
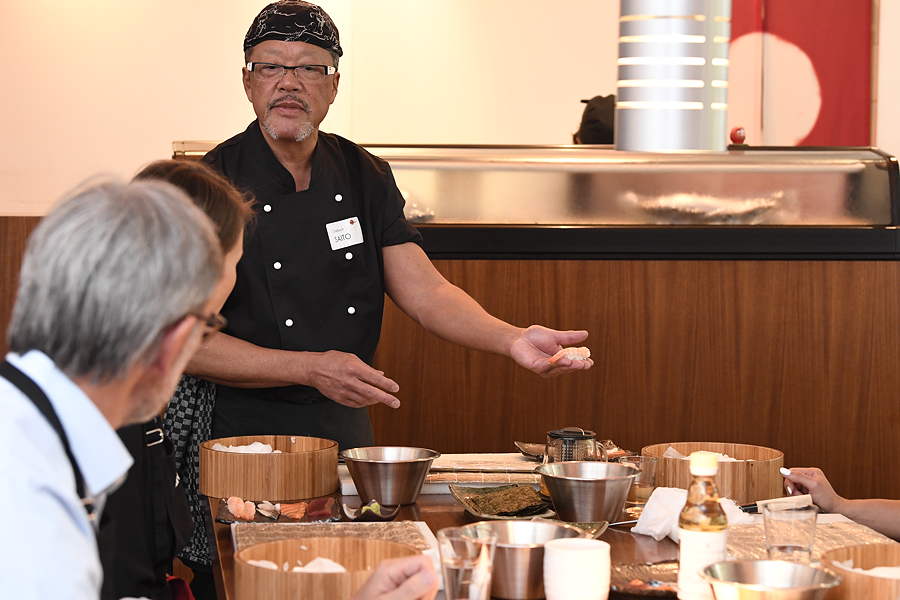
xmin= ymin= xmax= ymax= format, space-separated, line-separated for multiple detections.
xmin=306 ymin=350 xmax=401 ymax=409
xmin=351 ymin=555 xmax=438 ymax=600
xmin=509 ymin=325 xmax=593 ymax=377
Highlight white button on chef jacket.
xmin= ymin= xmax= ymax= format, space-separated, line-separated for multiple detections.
xmin=335 ymin=194 xmax=343 ymax=202
xmin=273 ymin=261 xmax=282 ymax=270
xmin=263 ymin=204 xmax=272 ymax=212
xmin=285 ymin=319 xmax=293 ymax=327
xmin=345 ymin=252 xmax=353 ymax=260
xmin=347 ymin=306 xmax=356 ymax=315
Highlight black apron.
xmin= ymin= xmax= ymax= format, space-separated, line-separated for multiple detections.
xmin=98 ymin=418 xmax=195 ymax=600
xmin=0 ymin=361 xmax=95 ymax=520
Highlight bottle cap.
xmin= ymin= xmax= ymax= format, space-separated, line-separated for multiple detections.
xmin=689 ymin=451 xmax=719 ymax=476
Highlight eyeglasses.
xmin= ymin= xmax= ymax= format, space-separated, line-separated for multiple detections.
xmin=188 ymin=312 xmax=227 ymax=341
xmin=246 ymin=61 xmax=337 ymax=82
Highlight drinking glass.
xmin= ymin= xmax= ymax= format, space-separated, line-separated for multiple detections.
xmin=436 ymin=526 xmax=497 ymax=600
xmin=618 ymin=455 xmax=657 ymax=519
xmin=763 ymin=503 xmax=818 ymax=562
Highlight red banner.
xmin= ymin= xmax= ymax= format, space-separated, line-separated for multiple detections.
xmin=731 ymin=0 xmax=872 ymax=146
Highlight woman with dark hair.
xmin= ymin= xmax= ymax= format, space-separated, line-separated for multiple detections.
xmin=102 ymin=160 xmax=439 ymax=600
xmin=100 ymin=160 xmax=253 ymax=600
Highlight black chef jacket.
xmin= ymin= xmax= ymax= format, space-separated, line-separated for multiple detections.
xmin=204 ymin=121 xmax=422 ymax=449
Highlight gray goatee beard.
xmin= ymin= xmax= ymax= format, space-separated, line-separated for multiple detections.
xmin=262 ymin=118 xmax=315 ymax=143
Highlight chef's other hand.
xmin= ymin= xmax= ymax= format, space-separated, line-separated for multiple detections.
xmin=783 ymin=467 xmax=844 ymax=513
xmin=307 ymin=350 xmax=401 ymax=409
xmin=509 ymin=325 xmax=593 ymax=378
xmin=351 ymin=555 xmax=438 ymax=600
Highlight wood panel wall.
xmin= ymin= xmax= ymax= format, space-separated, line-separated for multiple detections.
xmin=371 ymin=260 xmax=900 ymax=501
xmin=0 ymin=217 xmax=40 ymax=354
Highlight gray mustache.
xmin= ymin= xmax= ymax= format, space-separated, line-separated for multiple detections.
xmin=269 ymin=95 xmax=310 ymax=112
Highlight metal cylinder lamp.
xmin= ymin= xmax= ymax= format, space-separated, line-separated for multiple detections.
xmin=615 ymin=0 xmax=732 ymax=152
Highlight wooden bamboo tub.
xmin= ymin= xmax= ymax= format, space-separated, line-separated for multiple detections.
xmin=641 ymin=442 xmax=784 ymax=504
xmin=235 ymin=537 xmax=420 ymax=600
xmin=200 ymin=435 xmax=338 ymax=500
xmin=821 ymin=543 xmax=900 ymax=600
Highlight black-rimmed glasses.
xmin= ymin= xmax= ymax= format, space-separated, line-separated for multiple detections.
xmin=188 ymin=312 xmax=227 ymax=341
xmin=246 ymin=61 xmax=337 ymax=82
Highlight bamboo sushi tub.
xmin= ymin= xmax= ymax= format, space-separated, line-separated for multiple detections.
xmin=235 ymin=537 xmax=420 ymax=600
xmin=821 ymin=543 xmax=900 ymax=600
xmin=641 ymin=442 xmax=783 ymax=504
xmin=200 ymin=435 xmax=338 ymax=500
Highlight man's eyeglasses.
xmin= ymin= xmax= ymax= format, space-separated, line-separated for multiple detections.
xmin=188 ymin=312 xmax=227 ymax=341
xmin=246 ymin=62 xmax=337 ymax=82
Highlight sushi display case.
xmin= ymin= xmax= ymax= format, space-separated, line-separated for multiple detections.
xmin=362 ymin=145 xmax=900 ymax=260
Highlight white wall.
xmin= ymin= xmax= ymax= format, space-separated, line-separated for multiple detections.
xmin=1 ymin=1 xmax=897 ymax=214
xmin=0 ymin=0 xmax=352 ymax=215
xmin=875 ymin=0 xmax=900 ymax=155
xmin=345 ymin=0 xmax=618 ymax=144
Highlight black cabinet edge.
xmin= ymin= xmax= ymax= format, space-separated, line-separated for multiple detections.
xmin=416 ymin=226 xmax=900 ymax=260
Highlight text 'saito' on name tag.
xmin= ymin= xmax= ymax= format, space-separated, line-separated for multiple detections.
xmin=326 ymin=216 xmax=364 ymax=251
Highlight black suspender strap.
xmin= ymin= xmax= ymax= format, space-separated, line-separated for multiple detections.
xmin=0 ymin=360 xmax=96 ymax=518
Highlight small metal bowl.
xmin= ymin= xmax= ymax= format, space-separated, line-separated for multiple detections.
xmin=341 ymin=446 xmax=440 ymax=506
xmin=339 ymin=500 xmax=401 ymax=522
xmin=702 ymin=560 xmax=841 ymax=599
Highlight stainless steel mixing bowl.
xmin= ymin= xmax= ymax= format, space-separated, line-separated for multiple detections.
xmin=536 ymin=461 xmax=637 ymax=522
xmin=341 ymin=446 xmax=440 ymax=506
xmin=701 ymin=560 xmax=841 ymax=599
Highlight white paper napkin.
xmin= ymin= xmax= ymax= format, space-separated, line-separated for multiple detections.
xmin=631 ymin=487 xmax=754 ymax=543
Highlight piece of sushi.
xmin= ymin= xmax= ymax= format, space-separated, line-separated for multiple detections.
xmin=225 ymin=496 xmax=257 ymax=520
xmin=256 ymin=500 xmax=279 ymax=520
xmin=278 ymin=501 xmax=308 ymax=520
xmin=547 ymin=346 xmax=591 ymax=364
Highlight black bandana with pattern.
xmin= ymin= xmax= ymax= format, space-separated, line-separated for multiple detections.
xmin=244 ymin=1 xmax=343 ymax=57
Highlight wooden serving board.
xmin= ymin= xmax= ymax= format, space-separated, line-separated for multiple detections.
xmin=232 ymin=521 xmax=434 ymax=553
xmin=215 ymin=496 xmax=339 ymax=524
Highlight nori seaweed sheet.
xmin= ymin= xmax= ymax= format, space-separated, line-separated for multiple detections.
xmin=468 ymin=486 xmax=549 ymax=516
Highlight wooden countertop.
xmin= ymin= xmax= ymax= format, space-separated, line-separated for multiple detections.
xmin=208 ymin=495 xmax=678 ymax=600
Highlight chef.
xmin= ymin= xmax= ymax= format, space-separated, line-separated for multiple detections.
xmin=187 ymin=0 xmax=593 ymax=449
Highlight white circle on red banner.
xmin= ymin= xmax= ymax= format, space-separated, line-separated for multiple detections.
xmin=729 ymin=32 xmax=822 ymax=146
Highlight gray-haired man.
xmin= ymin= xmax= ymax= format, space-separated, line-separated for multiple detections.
xmin=0 ymin=180 xmax=224 ymax=599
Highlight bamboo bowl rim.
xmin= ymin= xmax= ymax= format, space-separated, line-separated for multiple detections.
xmin=202 ymin=435 xmax=338 ymax=458
xmin=642 ymin=441 xmax=784 ymax=461
xmin=235 ymin=537 xmax=420 ymax=575
xmin=821 ymin=543 xmax=900 ymax=576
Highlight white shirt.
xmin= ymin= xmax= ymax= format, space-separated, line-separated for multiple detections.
xmin=0 ymin=351 xmax=132 ymax=600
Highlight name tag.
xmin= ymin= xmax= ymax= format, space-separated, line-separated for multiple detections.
xmin=326 ymin=216 xmax=364 ymax=251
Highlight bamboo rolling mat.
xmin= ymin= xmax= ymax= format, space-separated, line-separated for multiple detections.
xmin=726 ymin=518 xmax=896 ymax=561
xmin=426 ymin=452 xmax=541 ymax=484
xmin=429 ymin=453 xmax=538 ymax=472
